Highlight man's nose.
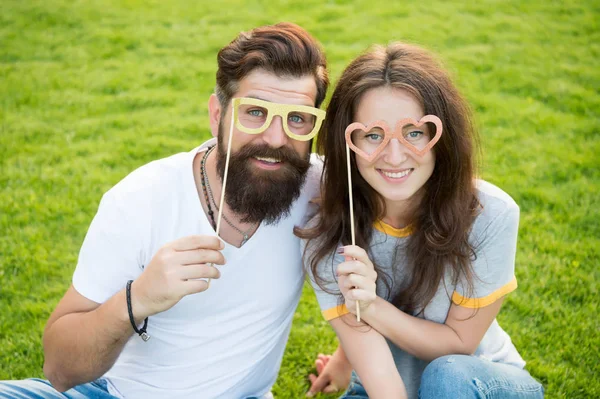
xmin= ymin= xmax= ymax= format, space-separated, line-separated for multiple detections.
xmin=260 ymin=116 xmax=289 ymax=148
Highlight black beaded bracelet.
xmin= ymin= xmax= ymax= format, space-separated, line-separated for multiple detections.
xmin=126 ymin=280 xmax=150 ymax=342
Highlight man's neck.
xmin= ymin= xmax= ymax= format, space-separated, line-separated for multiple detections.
xmin=192 ymin=146 xmax=259 ymax=248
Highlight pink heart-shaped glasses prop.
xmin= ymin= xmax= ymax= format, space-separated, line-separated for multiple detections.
xmin=344 ymin=115 xmax=443 ymax=162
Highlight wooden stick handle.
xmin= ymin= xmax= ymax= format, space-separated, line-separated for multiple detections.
xmin=346 ymin=144 xmax=360 ymax=322
xmin=207 ymin=106 xmax=235 ymax=287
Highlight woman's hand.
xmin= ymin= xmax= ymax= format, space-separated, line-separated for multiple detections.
xmin=306 ymin=348 xmax=353 ymax=397
xmin=337 ymin=245 xmax=378 ymax=316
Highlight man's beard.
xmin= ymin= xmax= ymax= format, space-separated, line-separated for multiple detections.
xmin=215 ymin=127 xmax=310 ymax=225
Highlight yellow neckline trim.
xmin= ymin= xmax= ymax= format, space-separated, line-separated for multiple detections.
xmin=374 ymin=220 xmax=412 ymax=238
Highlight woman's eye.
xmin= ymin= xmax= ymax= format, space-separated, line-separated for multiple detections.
xmin=366 ymin=133 xmax=383 ymax=141
xmin=408 ymin=130 xmax=423 ymax=138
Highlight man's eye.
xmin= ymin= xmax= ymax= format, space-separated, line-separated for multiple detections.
xmin=289 ymin=114 xmax=304 ymax=123
xmin=248 ymin=109 xmax=264 ymax=117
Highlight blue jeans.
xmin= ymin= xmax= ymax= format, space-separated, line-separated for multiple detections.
xmin=0 ymin=378 xmax=118 ymax=398
xmin=341 ymin=355 xmax=544 ymax=398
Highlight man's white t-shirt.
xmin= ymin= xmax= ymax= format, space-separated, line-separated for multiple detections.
xmin=72 ymin=139 xmax=320 ymax=398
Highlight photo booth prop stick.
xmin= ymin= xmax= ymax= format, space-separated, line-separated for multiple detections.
xmin=345 ymin=143 xmax=361 ymax=322
xmin=206 ymin=104 xmax=236 ymax=288
xmin=208 ymin=97 xmax=325 ymax=285
xmin=344 ymin=115 xmax=443 ymax=321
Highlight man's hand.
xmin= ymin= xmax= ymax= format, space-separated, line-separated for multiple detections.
xmin=131 ymin=235 xmax=225 ymax=319
xmin=337 ymin=245 xmax=377 ymax=317
xmin=306 ymin=349 xmax=352 ymax=397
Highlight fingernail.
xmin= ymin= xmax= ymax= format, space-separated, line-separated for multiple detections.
xmin=336 ymin=246 xmax=345 ymax=254
xmin=306 ymin=392 xmax=314 ymax=398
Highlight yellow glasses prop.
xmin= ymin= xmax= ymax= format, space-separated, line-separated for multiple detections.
xmin=232 ymin=97 xmax=325 ymax=141
xmin=206 ymin=98 xmax=325 ymax=287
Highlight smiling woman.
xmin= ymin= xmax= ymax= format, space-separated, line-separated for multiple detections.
xmin=297 ymin=42 xmax=546 ymax=399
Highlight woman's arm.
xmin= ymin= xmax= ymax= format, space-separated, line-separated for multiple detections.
xmin=330 ymin=314 xmax=407 ymax=399
xmin=338 ymin=244 xmax=505 ymax=362
xmin=362 ymin=296 xmax=504 ymax=362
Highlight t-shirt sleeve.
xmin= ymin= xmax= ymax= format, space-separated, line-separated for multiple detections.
xmin=452 ymin=202 xmax=520 ymax=309
xmin=301 ymin=232 xmax=349 ymax=321
xmin=72 ymin=189 xmax=145 ymax=304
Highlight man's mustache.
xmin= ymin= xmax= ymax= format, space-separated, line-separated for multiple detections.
xmin=232 ymin=144 xmax=310 ymax=169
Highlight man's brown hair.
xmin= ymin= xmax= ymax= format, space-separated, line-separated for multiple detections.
xmin=215 ymin=22 xmax=329 ymax=108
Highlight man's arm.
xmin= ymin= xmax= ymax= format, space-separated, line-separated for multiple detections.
xmin=43 ymin=235 xmax=224 ymax=392
xmin=42 ymin=285 xmax=136 ymax=391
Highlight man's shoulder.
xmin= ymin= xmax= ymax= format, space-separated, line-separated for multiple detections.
xmin=107 ymin=148 xmax=197 ymax=200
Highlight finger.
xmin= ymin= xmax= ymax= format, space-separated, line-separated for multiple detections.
xmin=308 ymin=372 xmax=331 ymax=394
xmin=343 ymin=273 xmax=373 ymax=291
xmin=323 ymin=383 xmax=340 ymax=393
xmin=176 ymin=248 xmax=226 ymax=266
xmin=348 ymin=288 xmax=377 ymax=302
xmin=337 ymin=261 xmax=370 ymax=279
xmin=338 ymin=245 xmax=373 ymax=268
xmin=315 ymin=358 xmax=325 ymax=374
xmin=167 ymin=235 xmax=224 ymax=251
xmin=181 ymin=279 xmax=210 ymax=295
xmin=308 ymin=374 xmax=317 ymax=384
xmin=317 ymin=353 xmax=330 ymax=362
xmin=178 ymin=264 xmax=221 ymax=281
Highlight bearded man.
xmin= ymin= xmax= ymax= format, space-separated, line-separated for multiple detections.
xmin=0 ymin=22 xmax=328 ymax=399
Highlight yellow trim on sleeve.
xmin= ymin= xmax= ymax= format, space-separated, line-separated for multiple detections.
xmin=452 ymin=278 xmax=518 ymax=309
xmin=374 ymin=220 xmax=412 ymax=238
xmin=322 ymin=304 xmax=349 ymax=321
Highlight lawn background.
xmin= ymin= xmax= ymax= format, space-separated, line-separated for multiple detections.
xmin=1 ymin=0 xmax=598 ymax=398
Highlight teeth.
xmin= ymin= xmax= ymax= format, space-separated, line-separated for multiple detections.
xmin=381 ymin=169 xmax=411 ymax=178
xmin=255 ymin=156 xmax=281 ymax=164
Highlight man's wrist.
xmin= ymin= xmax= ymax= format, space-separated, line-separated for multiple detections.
xmin=129 ymin=280 xmax=152 ymax=323
xmin=126 ymin=280 xmax=151 ymax=341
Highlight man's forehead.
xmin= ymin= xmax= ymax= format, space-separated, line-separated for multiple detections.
xmin=236 ymin=69 xmax=318 ymax=106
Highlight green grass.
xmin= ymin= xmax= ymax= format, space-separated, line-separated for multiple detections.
xmin=1 ymin=0 xmax=598 ymax=398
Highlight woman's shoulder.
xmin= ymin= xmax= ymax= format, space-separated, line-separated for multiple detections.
xmin=475 ymin=180 xmax=519 ymax=215
xmin=475 ymin=180 xmax=518 ymax=210
xmin=472 ymin=179 xmax=520 ymax=234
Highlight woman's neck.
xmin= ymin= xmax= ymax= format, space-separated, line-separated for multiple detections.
xmin=382 ymin=193 xmax=422 ymax=229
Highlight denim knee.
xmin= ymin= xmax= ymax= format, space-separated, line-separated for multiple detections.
xmin=419 ymin=355 xmax=479 ymax=399
xmin=419 ymin=355 xmax=545 ymax=399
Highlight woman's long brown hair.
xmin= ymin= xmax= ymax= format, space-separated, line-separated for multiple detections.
xmin=296 ymin=43 xmax=481 ymax=315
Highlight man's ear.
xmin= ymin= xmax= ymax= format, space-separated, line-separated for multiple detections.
xmin=208 ymin=94 xmax=222 ymax=138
